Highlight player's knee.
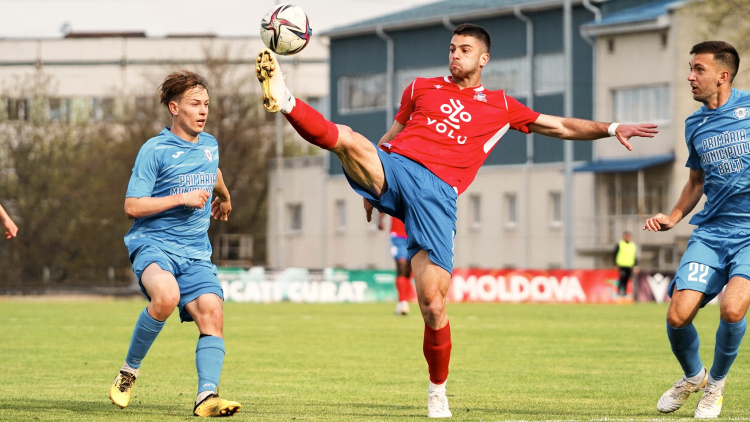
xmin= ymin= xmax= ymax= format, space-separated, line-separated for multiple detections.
xmin=150 ymin=295 xmax=179 ymax=319
xmin=666 ymin=309 xmax=693 ymax=328
xmin=720 ymin=304 xmax=747 ymax=323
xmin=419 ymin=297 xmax=446 ymax=320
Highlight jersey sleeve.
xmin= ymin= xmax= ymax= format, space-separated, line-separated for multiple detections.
xmin=126 ymin=144 xmax=160 ymax=198
xmin=394 ymin=79 xmax=417 ymax=126
xmin=684 ymin=124 xmax=702 ymax=170
xmin=505 ymin=94 xmax=541 ymax=134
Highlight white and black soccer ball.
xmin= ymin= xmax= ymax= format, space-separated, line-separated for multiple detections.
xmin=260 ymin=4 xmax=312 ymax=56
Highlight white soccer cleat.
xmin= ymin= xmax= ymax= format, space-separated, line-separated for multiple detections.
xmin=428 ymin=382 xmax=452 ymax=418
xmin=394 ymin=300 xmax=409 ymax=315
xmin=255 ymin=48 xmax=288 ymax=113
xmin=657 ymin=368 xmax=707 ymax=413
xmin=694 ymin=381 xmax=724 ymax=419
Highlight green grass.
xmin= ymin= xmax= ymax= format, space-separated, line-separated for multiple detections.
xmin=1 ymin=298 xmax=749 ymax=421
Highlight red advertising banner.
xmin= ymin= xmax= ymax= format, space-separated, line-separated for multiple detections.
xmin=448 ymin=268 xmax=625 ymax=304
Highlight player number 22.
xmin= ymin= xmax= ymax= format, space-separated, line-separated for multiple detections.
xmin=687 ymin=262 xmax=709 ymax=284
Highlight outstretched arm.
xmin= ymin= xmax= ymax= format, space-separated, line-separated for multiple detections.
xmin=643 ymin=169 xmax=704 ymax=232
xmin=0 ymin=203 xmax=18 ymax=239
xmin=528 ymin=114 xmax=658 ymax=151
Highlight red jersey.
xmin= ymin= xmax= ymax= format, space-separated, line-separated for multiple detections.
xmin=390 ymin=216 xmax=407 ymax=238
xmin=382 ymin=76 xmax=540 ymax=194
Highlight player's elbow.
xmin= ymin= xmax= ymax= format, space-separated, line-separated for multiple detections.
xmin=124 ymin=198 xmax=139 ymax=219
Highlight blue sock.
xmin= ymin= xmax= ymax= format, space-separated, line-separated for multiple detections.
xmin=196 ymin=335 xmax=225 ymax=394
xmin=710 ymin=317 xmax=747 ymax=381
xmin=667 ymin=321 xmax=703 ymax=378
xmin=125 ymin=307 xmax=165 ymax=369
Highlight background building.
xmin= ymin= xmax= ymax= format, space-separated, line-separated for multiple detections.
xmin=267 ymin=0 xmax=686 ymax=271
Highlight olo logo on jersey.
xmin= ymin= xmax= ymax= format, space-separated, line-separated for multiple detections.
xmin=427 ymin=98 xmax=471 ymax=144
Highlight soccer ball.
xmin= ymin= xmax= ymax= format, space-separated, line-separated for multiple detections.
xmin=260 ymin=4 xmax=312 ymax=55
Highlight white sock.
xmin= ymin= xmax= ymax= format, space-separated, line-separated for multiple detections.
xmin=686 ymin=367 xmax=706 ymax=384
xmin=196 ymin=390 xmax=215 ymax=405
xmin=707 ymin=373 xmax=727 ymax=387
xmin=429 ymin=380 xmax=447 ymax=394
xmin=120 ymin=362 xmax=139 ymax=377
xmin=280 ymin=88 xmax=296 ymax=114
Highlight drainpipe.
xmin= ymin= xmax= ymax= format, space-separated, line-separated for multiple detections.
xmin=376 ymin=26 xmax=394 ymax=127
xmin=563 ymin=0 xmax=573 ymax=268
xmin=515 ymin=5 xmax=534 ymax=269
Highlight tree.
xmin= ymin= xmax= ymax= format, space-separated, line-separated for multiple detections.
xmin=0 ymin=49 xmax=309 ymax=292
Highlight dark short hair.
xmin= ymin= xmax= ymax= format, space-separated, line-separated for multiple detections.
xmin=690 ymin=41 xmax=740 ymax=82
xmin=159 ymin=70 xmax=209 ymax=108
xmin=453 ymin=23 xmax=491 ymax=53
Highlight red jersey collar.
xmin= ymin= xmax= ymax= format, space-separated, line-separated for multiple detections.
xmin=443 ymin=75 xmax=484 ymax=91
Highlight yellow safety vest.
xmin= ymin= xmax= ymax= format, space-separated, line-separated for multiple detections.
xmin=616 ymin=240 xmax=636 ymax=268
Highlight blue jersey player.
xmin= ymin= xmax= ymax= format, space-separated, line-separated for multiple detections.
xmin=645 ymin=41 xmax=750 ymax=419
xmin=109 ymin=71 xmax=240 ymax=417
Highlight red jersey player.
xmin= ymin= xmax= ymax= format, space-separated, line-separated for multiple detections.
xmin=256 ymin=23 xmax=657 ymax=418
xmin=379 ymin=213 xmax=412 ymax=315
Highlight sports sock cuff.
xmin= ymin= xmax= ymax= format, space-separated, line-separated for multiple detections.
xmin=284 ymin=99 xmax=339 ymax=149
xmin=141 ymin=307 xmax=167 ymax=329
xmin=196 ymin=335 xmax=225 ymax=354
xmin=425 ymin=322 xmax=451 ymax=346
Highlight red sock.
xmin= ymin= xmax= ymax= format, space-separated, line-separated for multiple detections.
xmin=396 ymin=276 xmax=410 ymax=301
xmin=423 ymin=322 xmax=451 ymax=384
xmin=284 ymin=99 xmax=339 ymax=149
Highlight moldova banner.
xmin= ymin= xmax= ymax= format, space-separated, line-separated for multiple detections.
xmin=218 ymin=267 xmax=677 ymax=304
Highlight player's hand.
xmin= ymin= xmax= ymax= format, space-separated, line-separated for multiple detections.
xmin=643 ymin=212 xmax=675 ymax=232
xmin=3 ymin=220 xmax=18 ymax=239
xmin=211 ymin=196 xmax=231 ymax=221
xmin=615 ymin=123 xmax=659 ymax=151
xmin=364 ymin=198 xmax=374 ymax=222
xmin=182 ymin=189 xmax=210 ymax=208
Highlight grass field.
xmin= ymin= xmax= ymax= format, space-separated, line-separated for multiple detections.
xmin=1 ymin=297 xmax=749 ymax=421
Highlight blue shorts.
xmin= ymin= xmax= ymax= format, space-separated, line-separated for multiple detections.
xmin=669 ymin=223 xmax=750 ymax=306
xmin=131 ymin=245 xmax=223 ymax=322
xmin=345 ymin=150 xmax=457 ymax=274
xmin=390 ymin=235 xmax=408 ymax=261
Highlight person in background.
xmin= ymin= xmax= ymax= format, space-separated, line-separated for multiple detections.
xmin=613 ymin=231 xmax=637 ymax=299
xmin=379 ymin=212 xmax=412 ymax=315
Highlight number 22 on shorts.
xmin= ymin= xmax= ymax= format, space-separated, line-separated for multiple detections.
xmin=687 ymin=262 xmax=710 ymax=284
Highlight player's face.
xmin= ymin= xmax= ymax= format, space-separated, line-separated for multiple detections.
xmin=448 ymin=34 xmax=489 ymax=82
xmin=171 ymin=86 xmax=209 ymax=139
xmin=688 ymin=53 xmax=723 ymax=105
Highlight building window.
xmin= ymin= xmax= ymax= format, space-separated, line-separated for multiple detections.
xmin=335 ymin=199 xmax=346 ymax=231
xmin=549 ymin=191 xmax=562 ymax=227
xmin=48 ymin=98 xmax=69 ymax=122
xmin=469 ymin=194 xmax=481 ymax=228
xmin=645 ymin=183 xmax=667 ymax=215
xmin=92 ymin=97 xmax=115 ymax=122
xmin=338 ymin=73 xmax=387 ymax=113
xmin=6 ymin=98 xmax=28 ymax=121
xmin=288 ymin=203 xmax=302 ymax=232
xmin=607 ymin=38 xmax=615 ymax=53
xmin=505 ymin=193 xmax=517 ymax=228
xmin=533 ymin=53 xmax=565 ymax=95
xmin=613 ymin=85 xmax=670 ymax=123
xmin=480 ymin=57 xmax=529 ymax=97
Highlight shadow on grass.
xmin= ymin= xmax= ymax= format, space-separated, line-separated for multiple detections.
xmin=0 ymin=397 xmax=189 ymax=420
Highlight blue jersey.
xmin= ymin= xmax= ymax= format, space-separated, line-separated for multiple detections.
xmin=685 ymin=88 xmax=750 ymax=226
xmin=124 ymin=128 xmax=219 ymax=260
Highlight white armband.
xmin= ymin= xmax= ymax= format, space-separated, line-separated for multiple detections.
xmin=608 ymin=122 xmax=620 ymax=137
